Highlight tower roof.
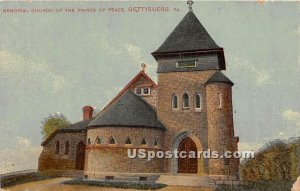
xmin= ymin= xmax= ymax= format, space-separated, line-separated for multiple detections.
xmin=205 ymin=71 xmax=234 ymax=86
xmin=152 ymin=11 xmax=220 ymax=55
xmin=88 ymin=90 xmax=165 ymax=130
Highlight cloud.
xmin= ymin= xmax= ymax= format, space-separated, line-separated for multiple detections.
xmin=227 ymin=55 xmax=272 ymax=87
xmin=0 ymin=135 xmax=42 ymax=174
xmin=125 ymin=43 xmax=143 ymax=65
xmin=17 ymin=136 xmax=31 ymax=147
xmin=283 ymin=109 xmax=300 ymax=127
xmin=52 ymin=75 xmax=66 ymax=93
xmin=255 ymin=70 xmax=271 ymax=86
xmin=294 ymin=26 xmax=300 ymax=37
xmin=0 ymin=51 xmax=66 ymax=94
xmin=239 ymin=142 xmax=262 ymax=152
xmin=296 ymin=47 xmax=300 ymax=73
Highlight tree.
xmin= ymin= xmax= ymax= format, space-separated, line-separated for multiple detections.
xmin=241 ymin=139 xmax=297 ymax=182
xmin=41 ymin=112 xmax=71 ymax=140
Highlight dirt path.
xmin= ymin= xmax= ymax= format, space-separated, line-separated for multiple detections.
xmin=3 ymin=177 xmax=215 ymax=191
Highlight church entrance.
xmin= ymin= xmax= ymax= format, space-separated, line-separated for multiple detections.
xmin=177 ymin=137 xmax=197 ymax=174
xmin=75 ymin=141 xmax=85 ymax=170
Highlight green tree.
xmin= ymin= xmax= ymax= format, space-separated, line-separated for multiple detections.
xmin=241 ymin=139 xmax=298 ymax=182
xmin=41 ymin=112 xmax=71 ymax=140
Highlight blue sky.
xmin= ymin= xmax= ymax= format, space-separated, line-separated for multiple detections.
xmin=0 ymin=1 xmax=299 ymax=173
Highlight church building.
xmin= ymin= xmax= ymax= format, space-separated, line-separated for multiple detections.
xmin=38 ymin=1 xmax=240 ymax=184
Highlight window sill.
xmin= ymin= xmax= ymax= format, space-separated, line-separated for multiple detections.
xmin=195 ymin=109 xmax=202 ymax=112
xmin=136 ymin=94 xmax=151 ymax=97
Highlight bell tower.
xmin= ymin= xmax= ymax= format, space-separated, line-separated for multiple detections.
xmin=152 ymin=1 xmax=239 ymax=177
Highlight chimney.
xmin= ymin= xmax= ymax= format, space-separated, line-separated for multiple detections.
xmin=82 ymin=106 xmax=93 ymax=120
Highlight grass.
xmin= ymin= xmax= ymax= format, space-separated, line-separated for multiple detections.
xmin=1 ymin=173 xmax=55 ymax=188
xmin=216 ymin=180 xmax=294 ymax=191
xmin=62 ymin=178 xmax=167 ymax=190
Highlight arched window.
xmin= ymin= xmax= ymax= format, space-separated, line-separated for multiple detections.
xmin=125 ymin=138 xmax=132 ymax=145
xmin=95 ymin=137 xmax=102 ymax=145
xmin=154 ymin=140 xmax=158 ymax=147
xmin=64 ymin=141 xmax=69 ymax=155
xmin=172 ymin=94 xmax=178 ymax=109
xmin=141 ymin=138 xmax=147 ymax=145
xmin=109 ymin=137 xmax=116 ymax=144
xmin=195 ymin=93 xmax=202 ymax=110
xmin=218 ymin=93 xmax=222 ymax=108
xmin=87 ymin=138 xmax=91 ymax=145
xmin=55 ymin=141 xmax=60 ymax=155
xmin=183 ymin=93 xmax=189 ymax=108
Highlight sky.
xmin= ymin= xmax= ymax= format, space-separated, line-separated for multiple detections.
xmin=0 ymin=1 xmax=299 ymax=173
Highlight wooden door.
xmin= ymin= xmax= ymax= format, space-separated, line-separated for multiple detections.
xmin=75 ymin=141 xmax=85 ymax=170
xmin=178 ymin=137 xmax=197 ymax=174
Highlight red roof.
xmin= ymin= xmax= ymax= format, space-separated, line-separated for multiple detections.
xmin=103 ymin=71 xmax=157 ymax=110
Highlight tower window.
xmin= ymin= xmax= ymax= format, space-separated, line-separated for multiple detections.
xmin=172 ymin=94 xmax=178 ymax=109
xmin=64 ymin=141 xmax=69 ymax=155
xmin=195 ymin=93 xmax=202 ymax=110
xmin=95 ymin=137 xmax=102 ymax=145
xmin=183 ymin=93 xmax=190 ymax=108
xmin=55 ymin=141 xmax=60 ymax=155
xmin=87 ymin=138 xmax=91 ymax=145
xmin=176 ymin=60 xmax=197 ymax=68
xmin=218 ymin=93 xmax=222 ymax=108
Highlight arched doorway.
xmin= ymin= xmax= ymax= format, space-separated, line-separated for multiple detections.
xmin=75 ymin=141 xmax=85 ymax=170
xmin=178 ymin=137 xmax=197 ymax=174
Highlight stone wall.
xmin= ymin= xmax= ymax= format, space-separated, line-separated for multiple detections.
xmin=85 ymin=127 xmax=165 ymax=175
xmin=156 ymin=70 xmax=238 ymax=177
xmin=157 ymin=70 xmax=215 ymax=174
xmin=38 ymin=131 xmax=86 ymax=175
xmin=206 ymin=83 xmax=239 ymax=176
xmin=85 ymin=147 xmax=164 ymax=176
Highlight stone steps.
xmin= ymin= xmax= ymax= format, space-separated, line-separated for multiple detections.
xmin=156 ymin=174 xmax=216 ymax=188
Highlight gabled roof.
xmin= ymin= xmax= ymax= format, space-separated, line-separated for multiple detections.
xmin=41 ymin=118 xmax=94 ymax=146
xmin=152 ymin=11 xmax=220 ymax=55
xmin=205 ymin=71 xmax=234 ymax=86
xmin=103 ymin=70 xmax=157 ymax=110
xmin=88 ymin=90 xmax=165 ymax=130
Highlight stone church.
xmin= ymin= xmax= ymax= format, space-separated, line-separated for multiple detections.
xmin=39 ymin=2 xmax=240 ymax=184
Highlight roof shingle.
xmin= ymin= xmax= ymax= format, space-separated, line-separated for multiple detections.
xmin=205 ymin=71 xmax=234 ymax=86
xmin=88 ymin=90 xmax=165 ymax=130
xmin=152 ymin=11 xmax=220 ymax=55
xmin=41 ymin=118 xmax=94 ymax=146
